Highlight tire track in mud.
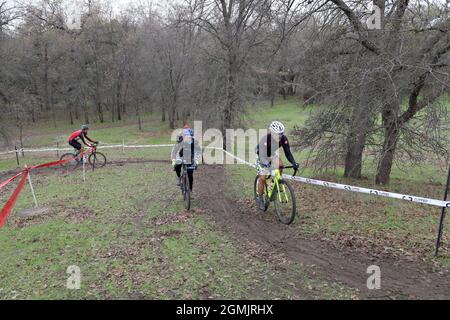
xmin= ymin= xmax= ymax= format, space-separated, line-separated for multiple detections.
xmin=196 ymin=165 xmax=450 ymax=300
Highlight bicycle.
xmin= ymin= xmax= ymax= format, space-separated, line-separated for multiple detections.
xmin=60 ymin=142 xmax=107 ymax=171
xmin=179 ymin=160 xmax=196 ymax=211
xmin=254 ymin=165 xmax=298 ymax=225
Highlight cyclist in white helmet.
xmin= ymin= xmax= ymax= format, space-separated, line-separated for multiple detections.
xmin=255 ymin=121 xmax=299 ymax=209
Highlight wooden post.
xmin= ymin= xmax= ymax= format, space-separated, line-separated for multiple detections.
xmin=435 ymin=165 xmax=450 ymax=257
xmin=15 ymin=146 xmax=19 ymax=166
xmin=83 ymin=155 xmax=86 ymax=182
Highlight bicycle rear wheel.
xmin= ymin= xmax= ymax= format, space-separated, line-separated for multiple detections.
xmin=274 ymin=180 xmax=297 ymax=225
xmin=89 ymin=152 xmax=107 ymax=169
xmin=254 ymin=176 xmax=270 ymax=212
xmin=59 ymin=153 xmax=80 ymax=170
xmin=182 ymin=174 xmax=191 ymax=211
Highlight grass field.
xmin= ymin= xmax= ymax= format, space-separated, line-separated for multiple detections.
xmin=0 ymin=97 xmax=449 ymax=299
xmin=0 ymin=162 xmax=357 ymax=299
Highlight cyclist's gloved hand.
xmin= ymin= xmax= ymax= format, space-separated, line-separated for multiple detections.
xmin=293 ymin=163 xmax=300 ymax=170
xmin=172 ymin=160 xmax=176 ymax=168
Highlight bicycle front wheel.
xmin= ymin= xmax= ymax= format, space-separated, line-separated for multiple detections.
xmin=89 ymin=152 xmax=107 ymax=169
xmin=274 ymin=180 xmax=297 ymax=225
xmin=183 ymin=174 xmax=191 ymax=211
xmin=59 ymin=153 xmax=80 ymax=169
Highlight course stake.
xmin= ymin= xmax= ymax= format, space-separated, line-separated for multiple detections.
xmin=26 ymin=167 xmax=38 ymax=208
xmin=435 ymin=165 xmax=450 ymax=257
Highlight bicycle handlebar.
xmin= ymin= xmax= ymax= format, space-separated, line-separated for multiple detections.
xmin=279 ymin=165 xmax=298 ymax=177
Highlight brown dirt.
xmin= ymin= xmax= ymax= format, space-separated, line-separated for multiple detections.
xmin=196 ymin=164 xmax=450 ymax=300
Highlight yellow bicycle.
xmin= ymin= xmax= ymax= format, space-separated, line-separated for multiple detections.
xmin=254 ymin=165 xmax=298 ymax=225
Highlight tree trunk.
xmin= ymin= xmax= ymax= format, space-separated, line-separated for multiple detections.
xmin=169 ymin=104 xmax=176 ymax=129
xmin=97 ymin=101 xmax=104 ymax=123
xmin=161 ymin=107 xmax=166 ymax=122
xmin=43 ymin=44 xmax=50 ymax=112
xmin=182 ymin=110 xmax=188 ymax=125
xmin=83 ymin=98 xmax=89 ymax=124
xmin=117 ymin=100 xmax=122 ymax=121
xmin=344 ymin=133 xmax=366 ymax=179
xmin=50 ymin=84 xmax=57 ymax=128
xmin=122 ymin=80 xmax=129 ymax=115
xmin=268 ymin=74 xmax=276 ymax=108
xmin=376 ymin=104 xmax=401 ymax=185
xmin=344 ymin=86 xmax=372 ymax=178
xmin=223 ymin=51 xmax=239 ymax=147
xmin=376 ymin=127 xmax=400 ymax=185
xmin=67 ymin=100 xmax=74 ymax=125
xmin=136 ymin=102 xmax=142 ymax=131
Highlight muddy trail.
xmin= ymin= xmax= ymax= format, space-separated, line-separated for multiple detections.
xmin=196 ymin=165 xmax=450 ymax=300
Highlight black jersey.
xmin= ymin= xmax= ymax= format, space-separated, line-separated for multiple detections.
xmin=256 ymin=134 xmax=296 ymax=165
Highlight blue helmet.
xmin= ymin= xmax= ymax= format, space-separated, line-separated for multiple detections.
xmin=183 ymin=128 xmax=194 ymax=137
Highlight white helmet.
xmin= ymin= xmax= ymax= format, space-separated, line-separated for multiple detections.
xmin=269 ymin=121 xmax=285 ymax=135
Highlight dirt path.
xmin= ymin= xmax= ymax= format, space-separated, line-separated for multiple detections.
xmin=196 ymin=165 xmax=450 ymax=300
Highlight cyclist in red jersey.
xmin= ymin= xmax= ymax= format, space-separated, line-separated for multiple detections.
xmin=68 ymin=125 xmax=97 ymax=156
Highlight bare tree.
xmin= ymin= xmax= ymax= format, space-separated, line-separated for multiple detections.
xmin=299 ymin=0 xmax=449 ymax=184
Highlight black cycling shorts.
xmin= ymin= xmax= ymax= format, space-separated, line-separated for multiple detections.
xmin=69 ymin=140 xmax=82 ymax=151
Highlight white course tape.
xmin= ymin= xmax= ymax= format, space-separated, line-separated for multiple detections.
xmin=284 ymin=175 xmax=450 ymax=209
xmin=0 ymin=144 xmax=175 ymax=154
xmin=0 ymin=150 xmax=17 ymax=155
xmin=222 ymin=149 xmax=257 ymax=168
xmin=1 ymin=143 xmax=449 ymax=208
xmin=123 ymin=144 xmax=175 ymax=149
xmin=223 ymin=151 xmax=450 ymax=209
xmin=18 ymin=147 xmax=73 ymax=152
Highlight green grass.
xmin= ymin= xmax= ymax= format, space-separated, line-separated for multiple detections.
xmin=0 ymin=162 xmax=356 ymax=299
xmin=244 ymin=98 xmax=314 ymax=131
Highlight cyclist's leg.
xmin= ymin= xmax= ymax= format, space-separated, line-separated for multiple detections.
xmin=257 ymin=161 xmax=270 ymax=196
xmin=69 ymin=140 xmax=82 ymax=158
xmin=187 ymin=168 xmax=194 ymax=191
xmin=174 ymin=164 xmax=182 ymax=185
xmin=257 ymin=175 xmax=268 ymax=195
xmin=174 ymin=164 xmax=182 ymax=177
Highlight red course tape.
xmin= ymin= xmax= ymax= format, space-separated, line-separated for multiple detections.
xmin=0 ymin=154 xmax=79 ymax=228
xmin=0 ymin=170 xmax=29 ymax=228
xmin=0 ymin=171 xmax=24 ymax=190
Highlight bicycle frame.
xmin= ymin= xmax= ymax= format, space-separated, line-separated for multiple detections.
xmin=77 ymin=144 xmax=97 ymax=160
xmin=180 ymin=162 xmax=190 ymax=190
xmin=266 ymin=169 xmax=290 ymax=203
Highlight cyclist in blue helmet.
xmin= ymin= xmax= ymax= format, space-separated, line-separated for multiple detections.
xmin=171 ymin=124 xmax=201 ymax=193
